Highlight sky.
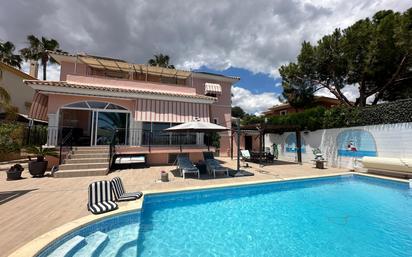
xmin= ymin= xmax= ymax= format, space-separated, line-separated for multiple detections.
xmin=1 ymin=0 xmax=410 ymax=115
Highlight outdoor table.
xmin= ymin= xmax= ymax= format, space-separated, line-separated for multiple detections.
xmin=312 ymin=159 xmax=327 ymax=169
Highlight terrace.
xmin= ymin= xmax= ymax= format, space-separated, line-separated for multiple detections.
xmin=0 ymin=158 xmax=349 ymax=257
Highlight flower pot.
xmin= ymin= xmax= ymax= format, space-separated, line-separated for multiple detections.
xmin=7 ymin=167 xmax=23 ymax=180
xmin=161 ymin=172 xmax=169 ymax=182
xmin=28 ymin=160 xmax=48 ymax=177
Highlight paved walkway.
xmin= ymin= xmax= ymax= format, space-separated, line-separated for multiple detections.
xmin=0 ymin=158 xmax=348 ymax=257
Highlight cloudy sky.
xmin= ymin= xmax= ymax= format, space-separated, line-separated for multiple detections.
xmin=0 ymin=0 xmax=409 ymax=114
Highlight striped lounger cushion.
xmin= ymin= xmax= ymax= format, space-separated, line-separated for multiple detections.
xmin=111 ymin=177 xmax=143 ymax=202
xmin=87 ymin=181 xmax=118 ymax=214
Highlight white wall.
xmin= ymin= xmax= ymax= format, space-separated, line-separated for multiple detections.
xmin=0 ymin=67 xmax=34 ymax=115
xmin=265 ymin=122 xmax=412 ymax=169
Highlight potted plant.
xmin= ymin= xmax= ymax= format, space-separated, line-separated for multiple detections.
xmin=7 ymin=164 xmax=24 ymax=180
xmin=26 ymin=146 xmax=58 ymax=177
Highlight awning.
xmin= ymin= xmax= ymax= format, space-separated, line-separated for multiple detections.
xmin=78 ymin=56 xmax=191 ymax=79
xmin=135 ymin=99 xmax=210 ymax=123
xmin=204 ymin=82 xmax=222 ymax=95
xmin=28 ymin=92 xmax=48 ymax=122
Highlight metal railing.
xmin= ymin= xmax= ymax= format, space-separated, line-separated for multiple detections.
xmin=108 ymin=129 xmax=117 ymax=171
xmin=22 ymin=125 xmax=48 ymax=146
xmin=59 ymin=128 xmax=74 ymax=165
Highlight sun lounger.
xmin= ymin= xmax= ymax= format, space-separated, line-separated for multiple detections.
xmin=240 ymin=150 xmax=252 ymax=164
xmin=177 ymin=156 xmax=200 ymax=179
xmin=203 ymin=151 xmax=215 ymax=160
xmin=87 ymin=181 xmax=118 ymax=214
xmin=111 ymin=177 xmax=143 ymax=201
xmin=205 ymin=159 xmax=229 ymax=178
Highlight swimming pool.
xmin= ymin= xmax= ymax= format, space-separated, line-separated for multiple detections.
xmin=39 ymin=174 xmax=412 ymax=257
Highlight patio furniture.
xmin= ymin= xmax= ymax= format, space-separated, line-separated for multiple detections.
xmin=240 ymin=150 xmax=251 ymax=163
xmin=205 ymin=159 xmax=229 ymax=178
xmin=177 ymin=156 xmax=200 ymax=179
xmin=311 ymin=159 xmax=327 ymax=169
xmin=203 ymin=151 xmax=215 ymax=160
xmin=113 ymin=154 xmax=147 ymax=170
xmin=110 ymin=177 xmax=143 ymax=201
xmin=87 ymin=181 xmax=118 ymax=214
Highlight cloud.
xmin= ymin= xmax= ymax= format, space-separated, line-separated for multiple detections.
xmin=0 ymin=0 xmax=408 ymax=79
xmin=232 ymin=86 xmax=280 ymax=115
xmin=21 ymin=62 xmax=61 ymax=81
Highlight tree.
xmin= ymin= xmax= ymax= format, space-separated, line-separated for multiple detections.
xmin=231 ymin=106 xmax=246 ymax=118
xmin=280 ymin=8 xmax=412 ymax=107
xmin=0 ymin=87 xmax=18 ymax=120
xmin=0 ymin=41 xmax=22 ymax=68
xmin=20 ymin=35 xmax=61 ymax=80
xmin=148 ymin=54 xmax=175 ymax=69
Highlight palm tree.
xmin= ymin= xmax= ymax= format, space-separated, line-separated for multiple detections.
xmin=148 ymin=54 xmax=175 ymax=69
xmin=0 ymin=41 xmax=22 ymax=69
xmin=20 ymin=35 xmax=61 ymax=80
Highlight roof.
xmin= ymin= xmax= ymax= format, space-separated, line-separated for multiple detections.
xmin=24 ymin=80 xmax=216 ymax=101
xmin=49 ymin=51 xmax=240 ymax=83
xmin=263 ymin=96 xmax=344 ymax=114
xmin=0 ymin=62 xmax=36 ymax=80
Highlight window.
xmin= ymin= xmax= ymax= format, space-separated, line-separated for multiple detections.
xmin=63 ymin=101 xmax=127 ymax=110
xmin=280 ymin=110 xmax=288 ymax=116
xmin=142 ymin=122 xmax=197 ymax=146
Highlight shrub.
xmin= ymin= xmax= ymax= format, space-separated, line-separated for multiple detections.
xmin=0 ymin=123 xmax=24 ymax=153
xmin=243 ymin=98 xmax=412 ymax=131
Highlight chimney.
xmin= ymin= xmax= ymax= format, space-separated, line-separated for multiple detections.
xmin=29 ymin=60 xmax=38 ymax=79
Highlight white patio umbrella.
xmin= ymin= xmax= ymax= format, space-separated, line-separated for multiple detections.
xmin=164 ymin=121 xmax=229 ymax=152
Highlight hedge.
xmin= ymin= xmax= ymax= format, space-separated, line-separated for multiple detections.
xmin=243 ymin=98 xmax=412 ymax=131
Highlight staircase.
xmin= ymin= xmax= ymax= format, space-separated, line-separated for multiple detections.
xmin=54 ymin=146 xmax=110 ymax=178
xmin=48 ymin=231 xmax=109 ymax=257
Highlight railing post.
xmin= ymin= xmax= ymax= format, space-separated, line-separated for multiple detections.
xmin=149 ymin=131 xmax=152 ymax=153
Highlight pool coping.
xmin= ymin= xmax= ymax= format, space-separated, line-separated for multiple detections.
xmin=7 ymin=172 xmax=409 ymax=257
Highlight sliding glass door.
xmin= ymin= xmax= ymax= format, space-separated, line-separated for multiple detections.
xmin=95 ymin=112 xmax=129 ymax=145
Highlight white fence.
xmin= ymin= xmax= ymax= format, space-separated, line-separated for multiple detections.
xmin=265 ymin=122 xmax=412 ymax=169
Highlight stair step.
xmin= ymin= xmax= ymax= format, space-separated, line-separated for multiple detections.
xmin=73 ymin=146 xmax=109 ymax=150
xmin=48 ymin=235 xmax=86 ymax=257
xmin=54 ymin=168 xmax=108 ymax=178
xmin=73 ymin=149 xmax=109 ymax=154
xmin=59 ymin=163 xmax=108 ymax=170
xmin=65 ymin=158 xmax=109 ymax=164
xmin=71 ymin=153 xmax=109 ymax=159
xmin=74 ymin=231 xmax=109 ymax=257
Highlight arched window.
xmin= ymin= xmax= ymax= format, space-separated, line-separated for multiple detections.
xmin=63 ymin=101 xmax=127 ymax=110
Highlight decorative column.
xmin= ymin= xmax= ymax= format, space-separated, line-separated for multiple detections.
xmin=47 ymin=113 xmax=58 ymax=146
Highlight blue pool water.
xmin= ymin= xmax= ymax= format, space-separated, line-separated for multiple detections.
xmin=40 ymin=175 xmax=412 ymax=257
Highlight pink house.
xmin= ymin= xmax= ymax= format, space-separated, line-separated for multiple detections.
xmin=25 ymin=52 xmax=238 ymax=166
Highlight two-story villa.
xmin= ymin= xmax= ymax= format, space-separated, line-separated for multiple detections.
xmin=25 ymin=52 xmax=238 ymax=168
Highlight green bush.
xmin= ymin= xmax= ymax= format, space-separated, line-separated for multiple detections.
xmin=0 ymin=123 xmax=24 ymax=154
xmin=243 ymin=98 xmax=412 ymax=131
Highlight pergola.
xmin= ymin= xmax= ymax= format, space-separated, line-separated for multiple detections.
xmin=231 ymin=122 xmax=303 ymax=164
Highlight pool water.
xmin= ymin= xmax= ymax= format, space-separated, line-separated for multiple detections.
xmin=40 ymin=175 xmax=412 ymax=257
xmin=139 ymin=175 xmax=412 ymax=257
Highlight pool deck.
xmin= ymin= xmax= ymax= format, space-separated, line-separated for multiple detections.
xmin=1 ymin=158 xmax=353 ymax=257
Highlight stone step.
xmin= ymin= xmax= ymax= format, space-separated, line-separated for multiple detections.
xmin=74 ymin=231 xmax=109 ymax=257
xmin=65 ymin=158 xmax=109 ymax=164
xmin=72 ymin=146 xmax=109 ymax=150
xmin=73 ymin=149 xmax=109 ymax=154
xmin=59 ymin=163 xmax=108 ymax=170
xmin=70 ymin=153 xmax=109 ymax=159
xmin=54 ymin=168 xmax=108 ymax=178
xmin=48 ymin=235 xmax=86 ymax=257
